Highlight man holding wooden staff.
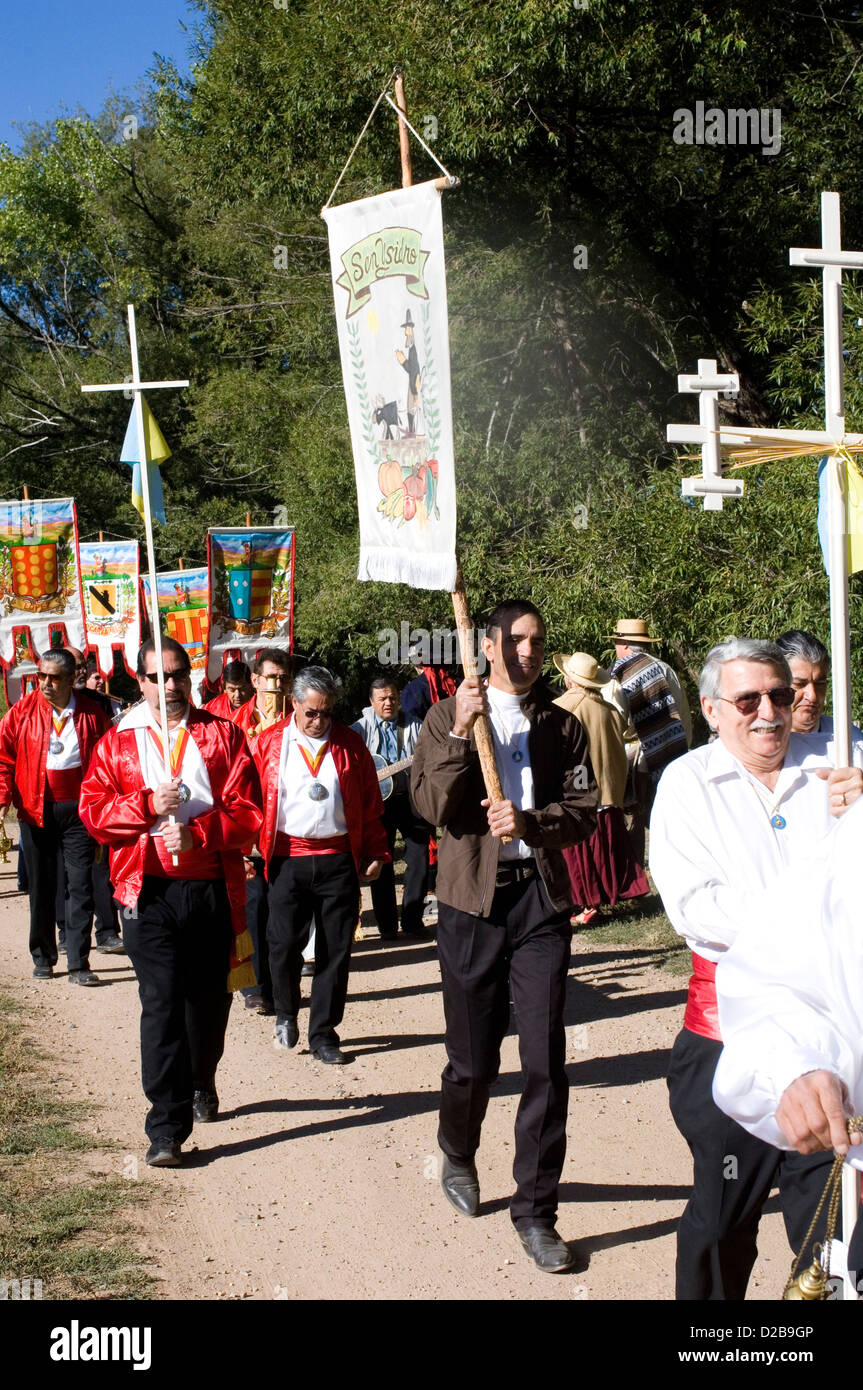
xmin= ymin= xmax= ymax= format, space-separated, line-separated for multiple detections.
xmin=411 ymin=600 xmax=597 ymax=1272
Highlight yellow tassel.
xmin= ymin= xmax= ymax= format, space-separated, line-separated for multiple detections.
xmin=227 ymin=961 xmax=257 ymax=993
xmin=232 ymin=929 xmax=254 ymax=961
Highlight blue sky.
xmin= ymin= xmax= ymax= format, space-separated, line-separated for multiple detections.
xmin=0 ymin=0 xmax=197 ymax=150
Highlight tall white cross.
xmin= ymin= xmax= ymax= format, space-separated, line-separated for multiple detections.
xmin=788 ymin=192 xmax=863 ymax=771
xmin=669 ymin=193 xmax=863 ymax=1296
xmin=667 ymin=358 xmax=744 ymax=510
xmin=81 ymin=304 xmax=189 ymax=824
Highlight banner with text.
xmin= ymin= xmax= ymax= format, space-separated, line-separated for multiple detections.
xmin=323 ymin=180 xmax=457 ymax=590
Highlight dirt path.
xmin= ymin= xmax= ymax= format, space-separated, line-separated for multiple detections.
xmin=0 ymin=856 xmax=792 ymax=1302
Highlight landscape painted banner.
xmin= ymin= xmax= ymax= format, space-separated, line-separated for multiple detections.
xmin=79 ymin=540 xmax=140 ymax=679
xmin=0 ymin=497 xmax=85 ymax=703
xmin=322 ymin=180 xmax=458 ymax=590
xmin=206 ymin=527 xmax=295 ymax=683
xmin=142 ymin=566 xmax=210 ymax=700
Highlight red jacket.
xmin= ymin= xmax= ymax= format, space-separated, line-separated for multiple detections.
xmin=79 ymin=707 xmax=263 ymax=986
xmin=0 ymin=690 xmax=110 ymax=827
xmin=204 ymin=692 xmax=238 ymax=722
xmin=254 ymin=715 xmax=390 ymax=872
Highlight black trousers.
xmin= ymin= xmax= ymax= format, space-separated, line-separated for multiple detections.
xmin=668 ymin=1027 xmax=833 ymax=1300
xmin=20 ymin=803 xmax=95 ymax=971
xmin=243 ymin=859 xmax=273 ymax=1003
xmin=267 ymin=852 xmax=358 ymax=1050
xmin=371 ymin=792 xmax=431 ymax=936
xmin=436 ymin=876 xmax=572 ymax=1226
xmin=123 ymin=876 xmax=233 ymax=1144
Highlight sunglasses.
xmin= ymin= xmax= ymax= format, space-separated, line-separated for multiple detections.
xmin=142 ymin=669 xmax=191 ymax=685
xmin=718 ymin=686 xmax=796 ymax=715
xmin=301 ymin=707 xmax=333 ymax=720
xmin=36 ymin=671 xmax=67 ymax=682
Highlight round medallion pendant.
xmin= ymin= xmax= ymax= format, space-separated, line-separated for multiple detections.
xmin=771 ymin=813 xmax=786 ymax=830
xmin=177 ymin=782 xmax=192 ymax=805
xmin=308 ymin=782 xmax=329 ymax=802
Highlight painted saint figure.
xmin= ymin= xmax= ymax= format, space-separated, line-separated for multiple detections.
xmin=395 ymin=308 xmax=422 ymax=436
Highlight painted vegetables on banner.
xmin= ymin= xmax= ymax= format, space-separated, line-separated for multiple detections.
xmin=79 ymin=540 xmax=140 ymax=679
xmin=206 ymin=528 xmax=295 ymax=683
xmin=322 ymin=180 xmax=458 ymax=591
xmin=0 ymin=497 xmax=85 ymax=703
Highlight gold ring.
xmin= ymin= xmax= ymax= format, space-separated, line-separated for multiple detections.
xmin=842 ymin=793 xmax=847 ymax=806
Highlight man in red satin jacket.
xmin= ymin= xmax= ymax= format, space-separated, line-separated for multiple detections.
xmin=0 ymin=646 xmax=110 ymax=984
xmin=79 ymin=637 xmax=263 ymax=1168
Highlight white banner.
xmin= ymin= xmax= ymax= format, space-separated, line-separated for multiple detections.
xmin=323 ymin=180 xmax=457 ymax=590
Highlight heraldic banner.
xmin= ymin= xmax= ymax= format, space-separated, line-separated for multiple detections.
xmin=79 ymin=540 xmax=141 ymax=680
xmin=142 ymin=567 xmax=210 ymax=701
xmin=322 ymin=180 xmax=458 ymax=590
xmin=0 ymin=497 xmax=85 ymax=703
xmin=206 ymin=527 xmax=295 ymax=683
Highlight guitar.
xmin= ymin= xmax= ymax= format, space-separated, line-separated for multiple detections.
xmin=372 ymin=753 xmax=414 ymax=801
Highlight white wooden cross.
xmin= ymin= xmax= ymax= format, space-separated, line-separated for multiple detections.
xmin=81 ymin=304 xmax=189 ymax=840
xmin=667 ymin=358 xmax=744 ymax=510
xmin=669 ymin=193 xmax=863 ymax=1297
xmin=791 ymin=192 xmax=863 ymax=1300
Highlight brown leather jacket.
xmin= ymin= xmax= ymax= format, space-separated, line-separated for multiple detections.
xmin=411 ymin=684 xmax=597 ymax=917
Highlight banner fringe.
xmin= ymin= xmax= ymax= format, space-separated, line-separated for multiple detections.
xmin=358 ymin=547 xmax=458 ymax=592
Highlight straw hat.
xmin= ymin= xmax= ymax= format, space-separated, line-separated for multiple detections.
xmin=604 ymin=618 xmax=661 ymax=644
xmin=552 ymin=651 xmax=610 ymax=690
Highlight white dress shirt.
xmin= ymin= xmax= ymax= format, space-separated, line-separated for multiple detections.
xmin=45 ymin=694 xmax=81 ymax=770
xmin=486 ymin=684 xmax=534 ymax=862
xmin=649 ymin=734 xmax=842 ymax=962
xmin=119 ymin=702 xmax=213 ymax=835
xmin=713 ymin=796 xmax=863 ymax=1169
xmin=277 ymin=723 xmax=346 ymax=838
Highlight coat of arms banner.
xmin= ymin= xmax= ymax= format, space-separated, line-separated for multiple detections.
xmin=0 ymin=497 xmax=85 ymax=703
xmin=322 ymin=180 xmax=458 ymax=590
xmin=79 ymin=540 xmax=141 ymax=679
xmin=206 ymin=527 xmax=295 ymax=682
xmin=142 ymin=566 xmax=210 ymax=700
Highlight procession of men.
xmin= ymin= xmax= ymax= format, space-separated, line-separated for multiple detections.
xmin=3 ymin=604 xmax=863 ymax=1291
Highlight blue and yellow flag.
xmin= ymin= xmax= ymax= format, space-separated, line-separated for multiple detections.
xmin=120 ymin=397 xmax=171 ymax=525
xmin=817 ymin=453 xmax=863 ymax=577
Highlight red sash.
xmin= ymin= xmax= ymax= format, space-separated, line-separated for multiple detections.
xmin=273 ymin=832 xmax=351 ymax=858
xmin=683 ymin=952 xmax=721 ymax=1041
xmin=45 ymin=768 xmax=83 ymax=803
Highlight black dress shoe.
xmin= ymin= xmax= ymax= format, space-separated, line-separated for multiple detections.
xmin=145 ymin=1139 xmax=182 ymax=1167
xmin=257 ymin=997 xmax=275 ymax=1016
xmin=440 ymin=1155 xmax=480 ymax=1217
xmin=95 ymin=934 xmax=126 ymax=954
xmin=311 ymin=1044 xmax=347 ymax=1065
xmin=68 ymin=969 xmax=100 ymax=986
xmin=516 ymin=1223 xmax=574 ymax=1272
xmin=274 ymin=1017 xmax=299 ymax=1049
xmin=32 ymin=965 xmax=53 ymax=980
xmin=192 ymin=1089 xmax=219 ymax=1123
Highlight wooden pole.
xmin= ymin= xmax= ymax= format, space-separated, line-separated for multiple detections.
xmin=394 ymin=74 xmax=413 ymax=189
xmin=245 ymin=512 xmax=252 ymax=527
xmin=395 ymin=77 xmax=507 ymax=820
xmin=22 ymin=486 xmax=29 ymax=500
xmin=178 ymin=557 xmax=184 ymax=570
xmin=98 ymin=531 xmax=104 ymax=542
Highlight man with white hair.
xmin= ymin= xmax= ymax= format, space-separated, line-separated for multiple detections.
xmin=254 ymin=666 xmax=389 ymax=1065
xmin=650 ymin=636 xmax=862 ymax=1301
